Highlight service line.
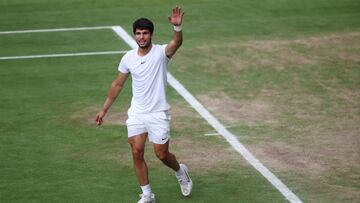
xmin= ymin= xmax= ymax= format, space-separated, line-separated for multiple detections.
xmin=0 ymin=51 xmax=127 ymax=60
xmin=0 ymin=26 xmax=113 ymax=34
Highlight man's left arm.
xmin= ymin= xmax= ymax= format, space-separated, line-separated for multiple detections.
xmin=165 ymin=6 xmax=185 ymax=58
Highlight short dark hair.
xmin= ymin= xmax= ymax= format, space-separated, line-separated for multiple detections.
xmin=133 ymin=18 xmax=154 ymax=34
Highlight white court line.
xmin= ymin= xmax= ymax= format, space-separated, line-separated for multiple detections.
xmin=204 ymin=133 xmax=220 ymax=136
xmin=0 ymin=26 xmax=127 ymax=60
xmin=0 ymin=26 xmax=113 ymax=34
xmin=111 ymin=26 xmax=138 ymax=49
xmin=112 ymin=25 xmax=303 ymax=203
xmin=0 ymin=51 xmax=127 ymax=60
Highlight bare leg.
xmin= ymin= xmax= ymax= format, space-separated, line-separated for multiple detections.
xmin=128 ymin=133 xmax=149 ymax=186
xmin=153 ymin=140 xmax=180 ymax=171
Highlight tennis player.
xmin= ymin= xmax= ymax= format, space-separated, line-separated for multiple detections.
xmin=95 ymin=6 xmax=192 ymax=203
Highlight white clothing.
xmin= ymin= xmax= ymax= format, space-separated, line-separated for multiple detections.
xmin=126 ymin=111 xmax=171 ymax=144
xmin=118 ymin=44 xmax=170 ymax=114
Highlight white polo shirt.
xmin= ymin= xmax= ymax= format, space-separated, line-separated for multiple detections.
xmin=118 ymin=44 xmax=170 ymax=114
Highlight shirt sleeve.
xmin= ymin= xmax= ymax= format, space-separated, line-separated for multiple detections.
xmin=118 ymin=54 xmax=129 ymax=74
xmin=161 ymin=44 xmax=171 ymax=62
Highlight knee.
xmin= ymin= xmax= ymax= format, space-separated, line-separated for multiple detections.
xmin=132 ymin=147 xmax=145 ymax=160
xmin=156 ymin=151 xmax=169 ymax=161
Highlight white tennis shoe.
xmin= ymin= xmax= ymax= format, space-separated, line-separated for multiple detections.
xmin=137 ymin=193 xmax=155 ymax=203
xmin=175 ymin=164 xmax=193 ymax=196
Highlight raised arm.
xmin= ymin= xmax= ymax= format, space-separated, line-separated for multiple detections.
xmin=165 ymin=6 xmax=185 ymax=58
xmin=95 ymin=72 xmax=128 ymax=125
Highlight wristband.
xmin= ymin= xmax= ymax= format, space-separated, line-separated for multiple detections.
xmin=173 ymin=25 xmax=182 ymax=32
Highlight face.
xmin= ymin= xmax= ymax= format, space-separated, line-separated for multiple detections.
xmin=134 ymin=29 xmax=152 ymax=48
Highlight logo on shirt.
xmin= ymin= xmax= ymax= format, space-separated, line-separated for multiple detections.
xmin=141 ymin=61 xmax=146 ymax=64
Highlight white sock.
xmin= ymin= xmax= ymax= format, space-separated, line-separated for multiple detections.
xmin=140 ymin=184 xmax=152 ymax=196
xmin=176 ymin=165 xmax=185 ymax=176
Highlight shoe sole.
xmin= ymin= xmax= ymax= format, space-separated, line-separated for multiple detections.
xmin=137 ymin=193 xmax=155 ymax=203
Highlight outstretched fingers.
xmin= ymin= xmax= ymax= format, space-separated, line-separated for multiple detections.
xmin=175 ymin=6 xmax=181 ymax=15
xmin=174 ymin=6 xmax=183 ymax=17
xmin=169 ymin=6 xmax=184 ymax=26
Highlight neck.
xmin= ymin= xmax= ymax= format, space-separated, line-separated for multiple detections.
xmin=138 ymin=44 xmax=152 ymax=56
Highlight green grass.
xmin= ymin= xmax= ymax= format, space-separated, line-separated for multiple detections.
xmin=1 ymin=0 xmax=360 ymax=202
xmin=0 ymin=30 xmax=128 ymax=56
xmin=0 ymin=57 xmax=286 ymax=202
xmin=0 ymin=52 xmax=287 ymax=202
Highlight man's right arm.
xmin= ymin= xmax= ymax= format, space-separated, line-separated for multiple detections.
xmin=96 ymin=72 xmax=128 ymax=125
xmin=165 ymin=6 xmax=184 ymax=58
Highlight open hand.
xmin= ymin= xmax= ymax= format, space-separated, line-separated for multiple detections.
xmin=168 ymin=6 xmax=184 ymax=26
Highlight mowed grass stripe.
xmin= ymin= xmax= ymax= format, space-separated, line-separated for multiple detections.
xmin=0 ymin=29 xmax=128 ymax=56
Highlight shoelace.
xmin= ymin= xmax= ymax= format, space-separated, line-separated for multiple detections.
xmin=177 ymin=174 xmax=189 ymax=185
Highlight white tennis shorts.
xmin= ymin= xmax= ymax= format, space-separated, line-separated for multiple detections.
xmin=126 ymin=110 xmax=171 ymax=144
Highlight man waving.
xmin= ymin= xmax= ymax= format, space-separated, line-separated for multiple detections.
xmin=95 ymin=6 xmax=192 ymax=203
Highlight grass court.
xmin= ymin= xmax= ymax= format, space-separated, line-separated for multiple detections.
xmin=0 ymin=0 xmax=359 ymax=202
